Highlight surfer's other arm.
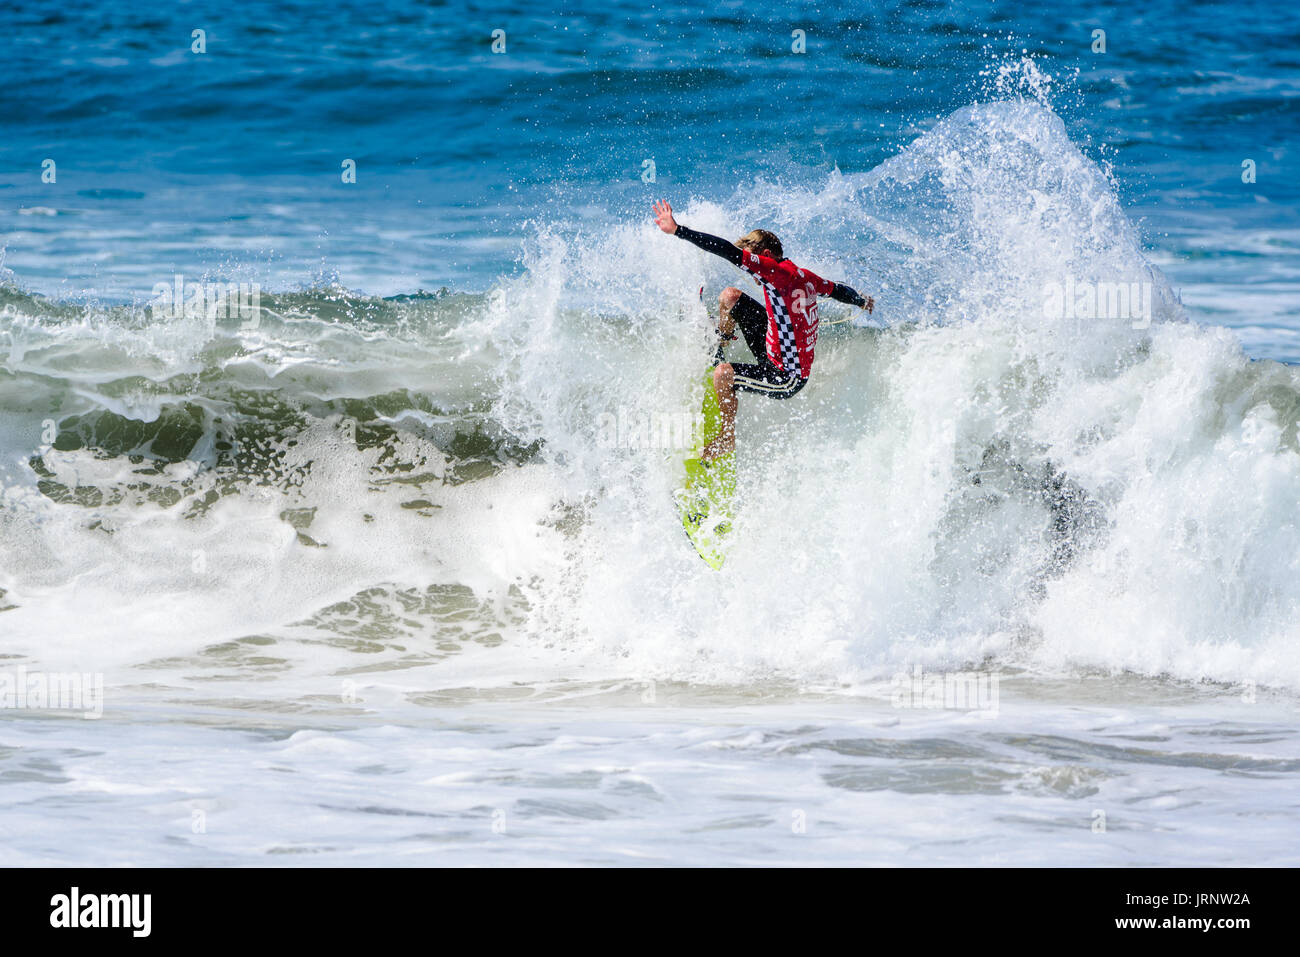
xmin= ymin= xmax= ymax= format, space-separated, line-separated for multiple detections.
xmin=829 ymin=282 xmax=873 ymax=313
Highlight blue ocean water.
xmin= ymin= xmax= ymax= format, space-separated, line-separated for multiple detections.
xmin=3 ymin=0 xmax=1297 ymax=352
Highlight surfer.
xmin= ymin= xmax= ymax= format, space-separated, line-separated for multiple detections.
xmin=652 ymin=199 xmax=873 ymax=460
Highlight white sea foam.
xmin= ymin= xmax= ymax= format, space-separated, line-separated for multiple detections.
xmin=485 ymin=100 xmax=1300 ymax=690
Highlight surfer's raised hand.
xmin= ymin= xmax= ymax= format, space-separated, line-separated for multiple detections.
xmin=864 ymin=295 xmax=874 ymax=314
xmin=653 ymin=199 xmax=678 ymax=235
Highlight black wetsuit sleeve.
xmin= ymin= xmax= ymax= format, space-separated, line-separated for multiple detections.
xmin=829 ymin=282 xmax=868 ymax=307
xmin=674 ymin=224 xmax=743 ymax=267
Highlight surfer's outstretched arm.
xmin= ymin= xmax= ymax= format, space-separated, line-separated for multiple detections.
xmin=653 ymin=200 xmax=743 ymax=267
xmin=674 ymin=225 xmax=744 ymax=266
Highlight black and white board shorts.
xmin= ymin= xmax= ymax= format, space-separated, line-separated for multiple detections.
xmin=729 ymin=361 xmax=806 ymax=399
xmin=720 ymin=291 xmax=808 ymax=400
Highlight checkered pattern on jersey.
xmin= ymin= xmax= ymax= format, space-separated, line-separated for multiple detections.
xmin=740 ymin=252 xmax=804 ymax=376
xmin=756 ymin=277 xmax=803 ymax=375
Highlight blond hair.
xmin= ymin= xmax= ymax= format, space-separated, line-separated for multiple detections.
xmin=735 ymin=229 xmax=783 ymax=261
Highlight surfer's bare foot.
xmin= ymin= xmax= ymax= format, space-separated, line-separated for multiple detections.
xmin=701 ymin=437 xmax=733 ymax=461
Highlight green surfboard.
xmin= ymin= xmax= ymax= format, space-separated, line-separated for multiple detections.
xmin=674 ymin=369 xmax=736 ymax=569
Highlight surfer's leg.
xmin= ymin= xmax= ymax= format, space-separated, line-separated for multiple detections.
xmin=702 ymin=362 xmax=737 ymax=461
xmin=718 ymin=287 xmax=741 ymax=340
xmin=720 ymin=288 xmax=768 ymax=360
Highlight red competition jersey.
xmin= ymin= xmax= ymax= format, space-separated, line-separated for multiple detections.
xmin=739 ymin=250 xmax=836 ymax=379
